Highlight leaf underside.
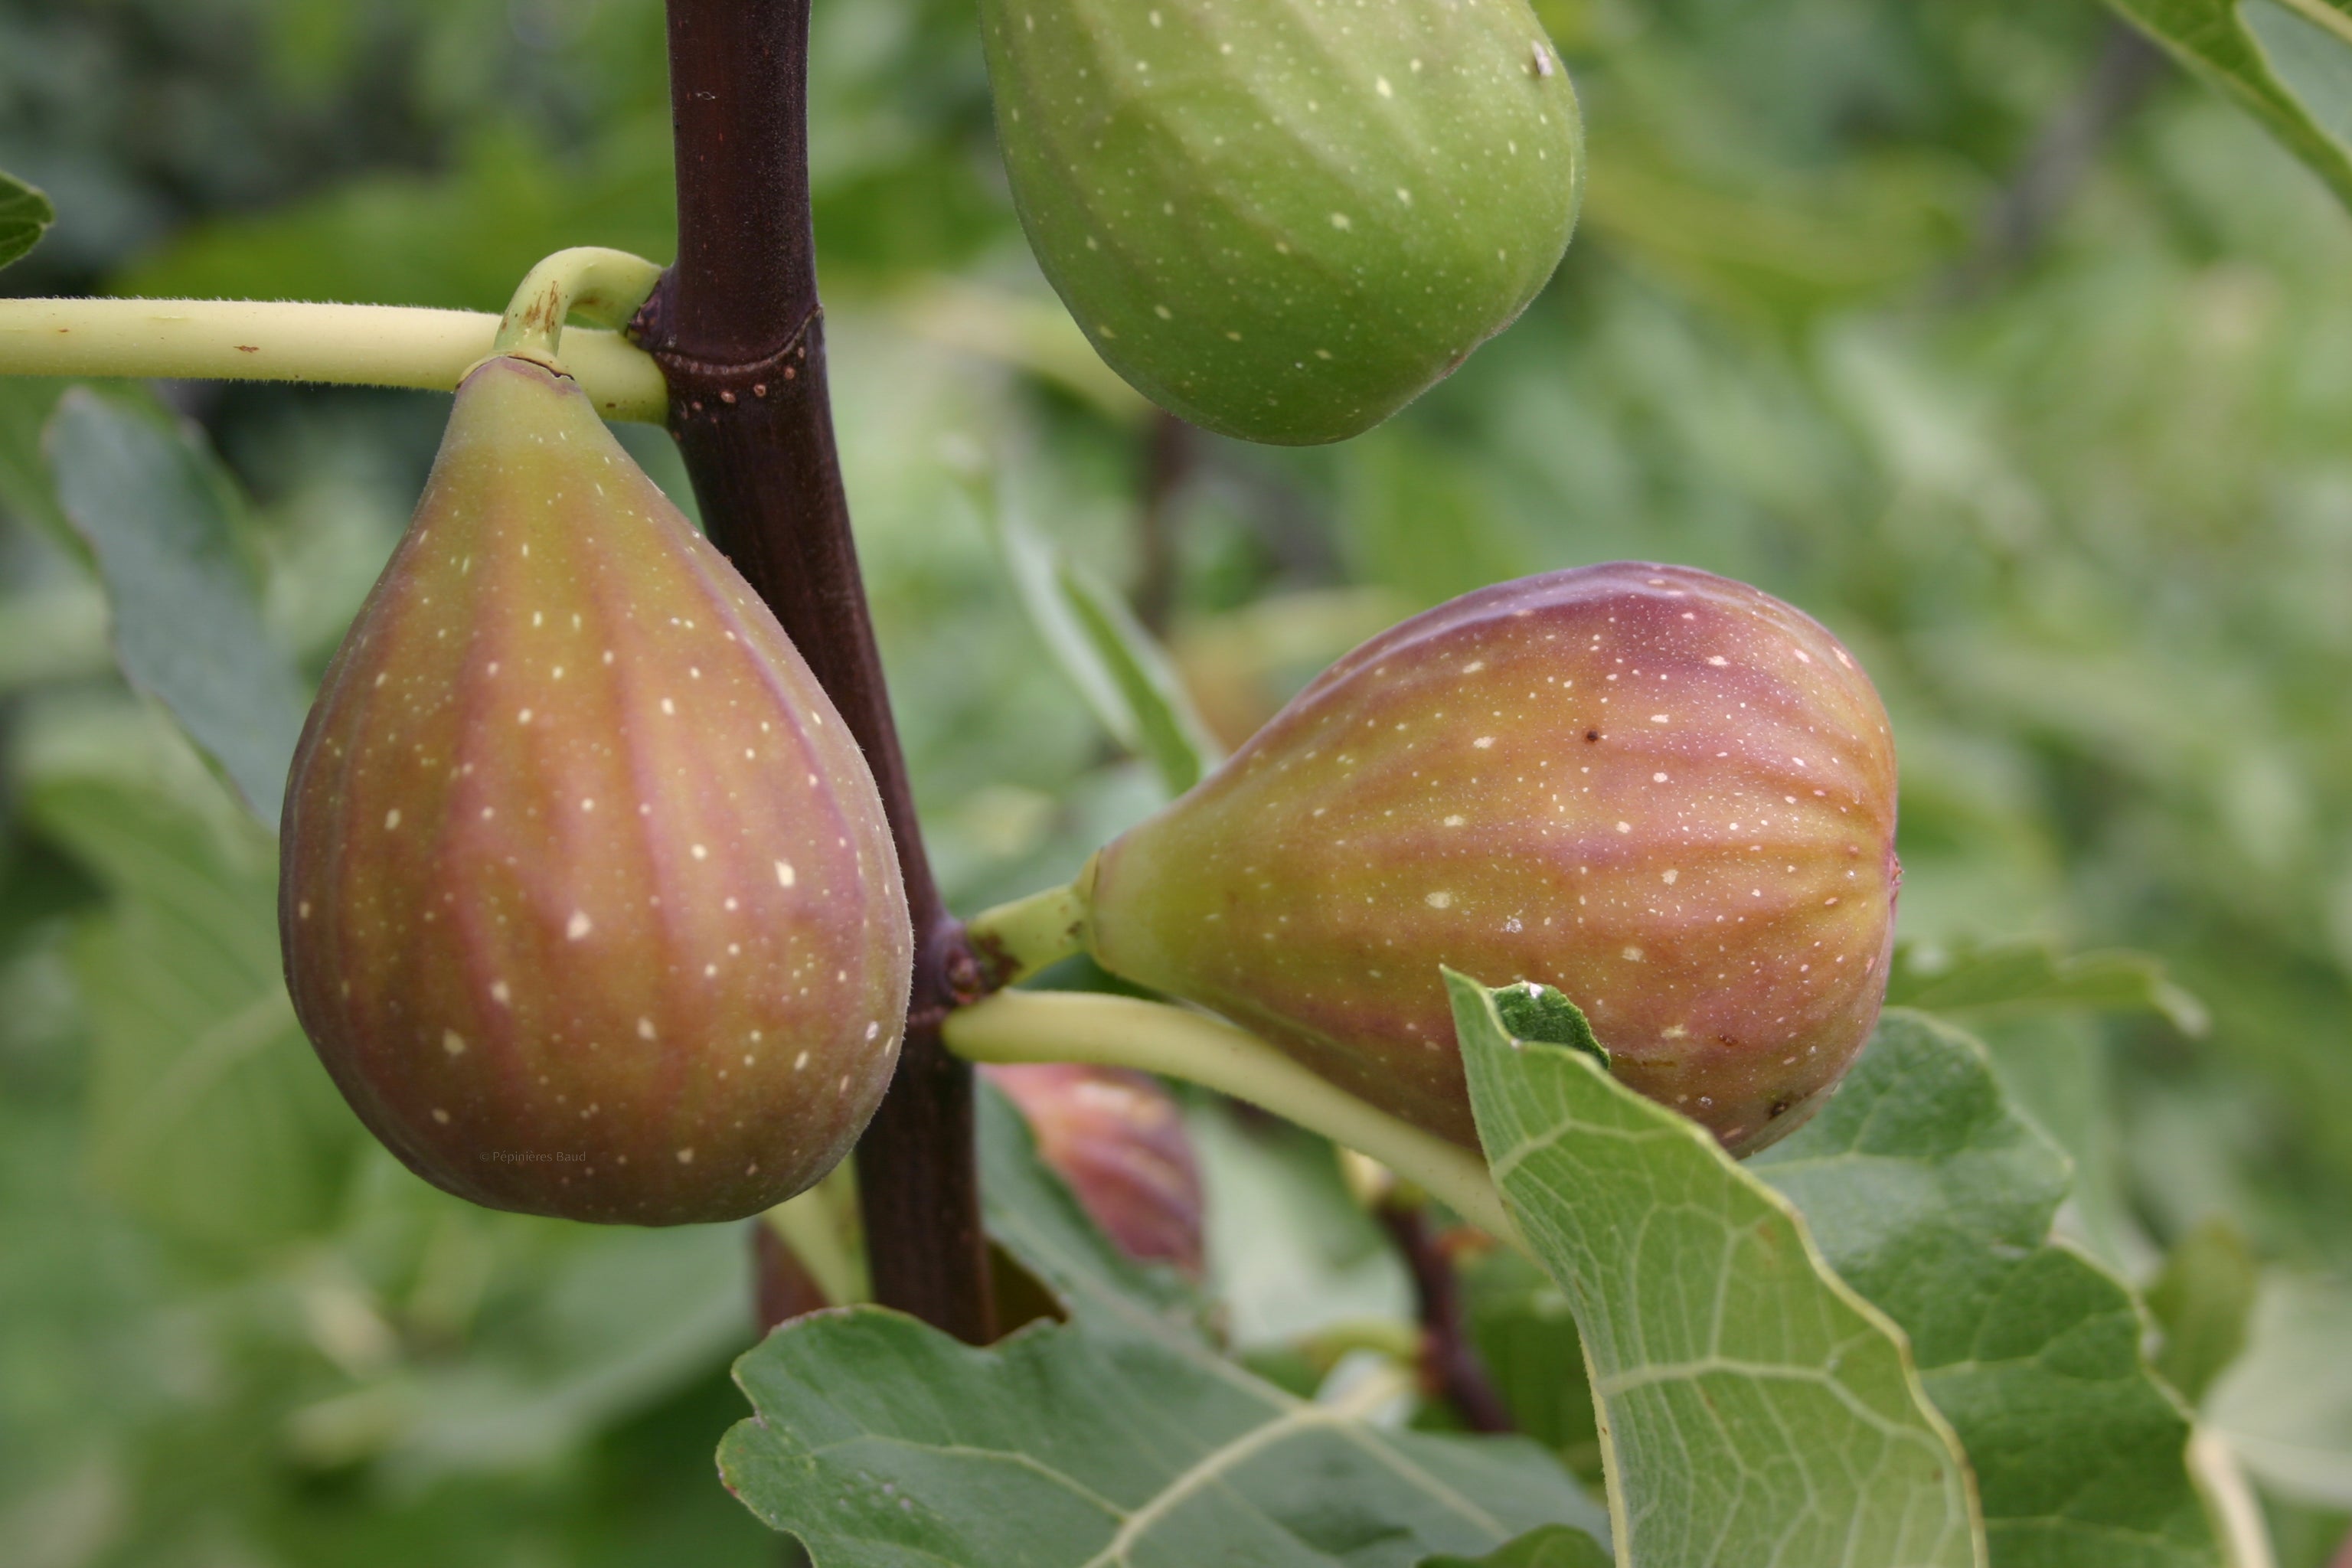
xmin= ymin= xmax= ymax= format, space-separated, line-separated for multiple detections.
xmin=1453 ymin=973 xmax=1985 ymax=1568
xmin=46 ymin=392 xmax=311 ymax=827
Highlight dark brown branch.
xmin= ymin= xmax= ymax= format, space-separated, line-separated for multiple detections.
xmin=640 ymin=0 xmax=993 ymax=1346
xmin=1375 ymin=1197 xmax=1515 ymax=1434
xmin=1131 ymin=411 xmax=1194 ymax=637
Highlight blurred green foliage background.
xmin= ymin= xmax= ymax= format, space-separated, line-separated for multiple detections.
xmin=4 ymin=0 xmax=2351 ymax=1563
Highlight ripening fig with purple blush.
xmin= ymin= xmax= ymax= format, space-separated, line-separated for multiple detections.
xmin=983 ymin=1063 xmax=1205 ymax=1277
xmin=279 ymin=355 xmax=913 ymax=1225
xmin=1082 ymin=562 xmax=1898 ymax=1156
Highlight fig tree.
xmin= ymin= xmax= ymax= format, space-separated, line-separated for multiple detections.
xmin=979 ymin=0 xmax=1583 ymax=445
xmin=279 ymin=354 xmax=913 ymax=1225
xmin=1081 ymin=564 xmax=1897 ymax=1156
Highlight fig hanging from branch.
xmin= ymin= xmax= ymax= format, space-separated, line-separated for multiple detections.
xmin=976 ymin=564 xmax=1899 ymax=1158
xmin=280 ymin=343 xmax=913 ymax=1225
xmin=980 ymin=0 xmax=1583 ymax=445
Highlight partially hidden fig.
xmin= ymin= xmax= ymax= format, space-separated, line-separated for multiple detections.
xmin=280 ymin=355 xmax=913 ymax=1225
xmin=980 ymin=0 xmax=1582 ymax=446
xmin=983 ymin=1063 xmax=1204 ymax=1276
xmin=1082 ymin=564 xmax=1898 ymax=1156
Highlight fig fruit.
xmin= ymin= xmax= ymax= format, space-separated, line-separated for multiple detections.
xmin=1082 ymin=563 xmax=1897 ymax=1156
xmin=280 ymin=355 xmax=912 ymax=1225
xmin=983 ymin=1063 xmax=1204 ymax=1276
xmin=979 ymin=0 xmax=1582 ymax=446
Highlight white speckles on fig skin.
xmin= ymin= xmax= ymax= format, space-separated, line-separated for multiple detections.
xmin=280 ymin=358 xmax=913 ymax=1225
xmin=1085 ymin=563 xmax=1899 ymax=1157
xmin=982 ymin=0 xmax=1582 ymax=444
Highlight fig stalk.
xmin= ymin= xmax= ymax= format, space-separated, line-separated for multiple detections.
xmin=966 ymin=880 xmax=1089 ymax=987
xmin=489 ymin=247 xmax=668 ymax=366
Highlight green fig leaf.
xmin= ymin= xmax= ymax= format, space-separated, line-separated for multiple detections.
xmin=2145 ymin=1218 xmax=2261 ymax=1409
xmin=716 ymin=1085 xmax=1609 ymax=1566
xmin=1459 ymin=1005 xmax=2235 ymax=1568
xmin=1488 ymin=983 xmax=1607 ymax=1067
xmin=24 ymin=756 xmax=360 ymax=1256
xmin=1888 ymin=937 xmax=2209 ymax=1036
xmin=2105 ymin=0 xmax=2352 ymax=211
xmin=1419 ymin=1524 xmax=1612 ymax=1568
xmin=112 ymin=125 xmax=677 ymax=313
xmin=1 ymin=381 xmax=113 ymax=695
xmin=893 ymin=276 xmax=1152 ymax=423
xmin=1058 ymin=564 xmax=1220 ymax=797
xmin=1460 ymin=1249 xmax=1599 ymax=1471
xmin=2203 ymin=1272 xmax=2352 ymax=1509
xmin=975 ymin=471 xmax=1220 ymax=797
xmin=45 ymin=391 xmax=310 ymax=828
xmin=1754 ymin=1012 xmax=2223 ymax=1568
xmin=1341 ymin=426 xmax=1537 ymax=612
xmin=1187 ymin=1103 xmax=1414 ymax=1351
xmin=1450 ymin=972 xmax=1986 ymax=1568
xmin=0 ymin=168 xmax=54 ymax=271
xmin=300 ymin=1222 xmax=752 ymax=1478
xmin=0 ymin=377 xmax=78 ymax=557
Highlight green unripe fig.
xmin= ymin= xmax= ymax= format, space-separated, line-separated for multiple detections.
xmin=980 ymin=0 xmax=1583 ymax=445
xmin=1083 ymin=564 xmax=1897 ymax=1156
xmin=280 ymin=356 xmax=913 ymax=1225
xmin=984 ymin=1063 xmax=1205 ymax=1276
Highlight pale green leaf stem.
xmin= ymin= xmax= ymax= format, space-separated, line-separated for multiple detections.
xmin=942 ymin=986 xmax=1522 ymax=1249
xmin=0 ymin=297 xmax=668 ymax=420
